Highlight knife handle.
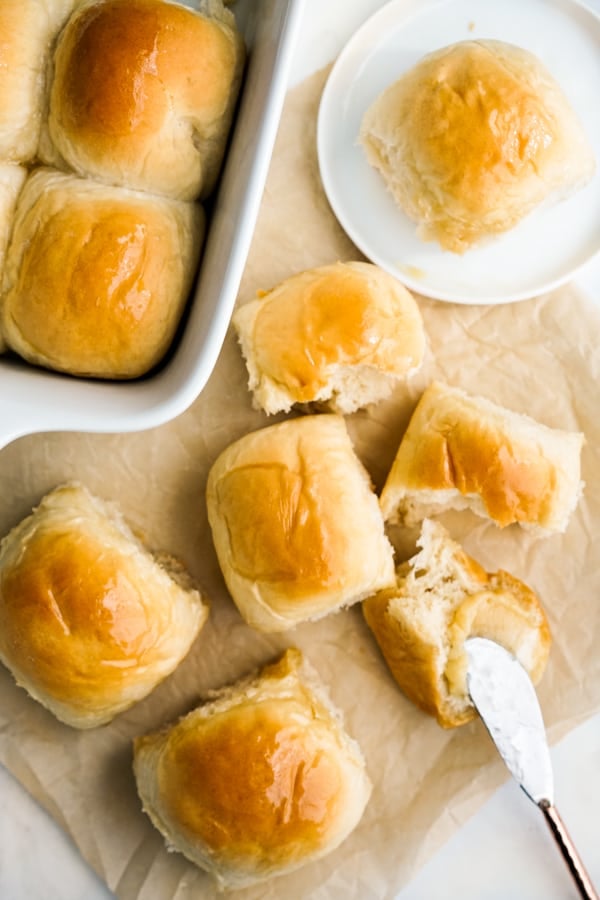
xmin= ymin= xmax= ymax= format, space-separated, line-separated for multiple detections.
xmin=539 ymin=800 xmax=599 ymax=900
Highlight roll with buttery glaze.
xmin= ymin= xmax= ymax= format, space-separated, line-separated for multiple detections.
xmin=42 ymin=0 xmax=245 ymax=200
xmin=133 ymin=647 xmax=372 ymax=890
xmin=0 ymin=483 xmax=209 ymax=728
xmin=0 ymin=0 xmax=78 ymax=162
xmin=233 ymin=261 xmax=426 ymax=415
xmin=206 ymin=415 xmax=396 ymax=632
xmin=363 ymin=519 xmax=552 ymax=728
xmin=360 ymin=40 xmax=596 ymax=253
xmin=379 ymin=381 xmax=584 ymax=534
xmin=0 ymin=167 xmax=204 ymax=378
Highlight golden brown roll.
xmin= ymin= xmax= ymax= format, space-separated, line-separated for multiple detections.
xmin=133 ymin=647 xmax=372 ymax=889
xmin=363 ymin=519 xmax=552 ymax=728
xmin=233 ymin=261 xmax=426 ymax=415
xmin=0 ymin=167 xmax=204 ymax=378
xmin=379 ymin=381 xmax=584 ymax=534
xmin=360 ymin=40 xmax=596 ymax=253
xmin=42 ymin=0 xmax=245 ymax=200
xmin=0 ymin=483 xmax=209 ymax=729
xmin=206 ymin=414 xmax=396 ymax=632
xmin=0 ymin=163 xmax=26 ymax=352
xmin=0 ymin=0 xmax=78 ymax=162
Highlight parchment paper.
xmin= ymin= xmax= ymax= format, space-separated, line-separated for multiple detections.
xmin=1 ymin=67 xmax=600 ymax=900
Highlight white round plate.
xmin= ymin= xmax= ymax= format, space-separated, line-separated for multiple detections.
xmin=317 ymin=0 xmax=600 ymax=304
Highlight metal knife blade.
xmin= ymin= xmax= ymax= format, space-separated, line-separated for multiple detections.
xmin=465 ymin=636 xmax=553 ymax=804
xmin=465 ymin=637 xmax=599 ymax=900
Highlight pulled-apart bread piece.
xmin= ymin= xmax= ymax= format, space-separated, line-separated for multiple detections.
xmin=0 ymin=483 xmax=208 ymax=728
xmin=206 ymin=414 xmax=396 ymax=632
xmin=379 ymin=381 xmax=584 ymax=534
xmin=0 ymin=0 xmax=78 ymax=162
xmin=0 ymin=167 xmax=204 ymax=379
xmin=363 ymin=519 xmax=551 ymax=728
xmin=233 ymin=261 xmax=426 ymax=414
xmin=42 ymin=0 xmax=245 ymax=200
xmin=360 ymin=40 xmax=595 ymax=253
xmin=133 ymin=647 xmax=372 ymax=890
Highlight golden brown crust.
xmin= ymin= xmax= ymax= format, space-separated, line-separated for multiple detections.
xmin=154 ymin=701 xmax=343 ymax=859
xmin=363 ymin=585 xmax=455 ymax=723
xmin=379 ymin=381 xmax=584 ymax=532
xmin=0 ymin=483 xmax=208 ymax=728
xmin=45 ymin=0 xmax=245 ymax=199
xmin=214 ymin=462 xmax=342 ymax=592
xmin=233 ymin=261 xmax=426 ymax=414
xmin=391 ymin=403 xmax=555 ymax=524
xmin=133 ymin=648 xmax=372 ymax=889
xmin=363 ymin=520 xmax=552 ymax=728
xmin=360 ymin=40 xmax=595 ymax=252
xmin=206 ymin=415 xmax=395 ymax=632
xmin=0 ymin=167 xmax=204 ymax=378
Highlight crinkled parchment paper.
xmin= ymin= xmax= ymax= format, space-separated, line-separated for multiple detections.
xmin=0 ymin=67 xmax=599 ymax=900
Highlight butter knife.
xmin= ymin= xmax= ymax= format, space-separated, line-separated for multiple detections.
xmin=465 ymin=637 xmax=598 ymax=900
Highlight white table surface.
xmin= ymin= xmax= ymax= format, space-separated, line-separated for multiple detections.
xmin=1 ymin=1 xmax=600 ymax=898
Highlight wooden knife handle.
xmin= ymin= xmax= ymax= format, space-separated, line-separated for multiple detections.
xmin=539 ymin=799 xmax=599 ymax=900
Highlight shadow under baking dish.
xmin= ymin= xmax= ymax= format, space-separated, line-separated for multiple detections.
xmin=0 ymin=0 xmax=305 ymax=451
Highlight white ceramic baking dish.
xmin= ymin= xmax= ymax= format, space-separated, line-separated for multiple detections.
xmin=0 ymin=0 xmax=305 ymax=450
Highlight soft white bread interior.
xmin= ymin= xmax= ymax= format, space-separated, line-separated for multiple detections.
xmin=363 ymin=519 xmax=552 ymax=728
xmin=206 ymin=414 xmax=396 ymax=632
xmin=233 ymin=261 xmax=426 ymax=415
xmin=0 ymin=482 xmax=209 ymax=728
xmin=359 ymin=40 xmax=596 ymax=254
xmin=133 ymin=647 xmax=372 ymax=890
xmin=379 ymin=381 xmax=584 ymax=534
xmin=0 ymin=0 xmax=78 ymax=162
xmin=0 ymin=167 xmax=204 ymax=379
xmin=42 ymin=0 xmax=245 ymax=200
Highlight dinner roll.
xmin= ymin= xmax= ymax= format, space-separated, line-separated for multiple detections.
xmin=0 ymin=167 xmax=204 ymax=379
xmin=379 ymin=381 xmax=584 ymax=534
xmin=0 ymin=0 xmax=78 ymax=162
xmin=363 ymin=519 xmax=551 ymax=728
xmin=206 ymin=415 xmax=396 ymax=632
xmin=0 ymin=164 xmax=26 ymax=256
xmin=360 ymin=40 xmax=596 ymax=253
xmin=42 ymin=0 xmax=245 ymax=200
xmin=0 ymin=483 xmax=209 ymax=729
xmin=233 ymin=261 xmax=426 ymax=415
xmin=0 ymin=164 xmax=26 ymax=352
xmin=133 ymin=647 xmax=372 ymax=889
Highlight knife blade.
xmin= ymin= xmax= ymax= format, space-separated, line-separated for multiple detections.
xmin=465 ymin=636 xmax=553 ymax=804
xmin=465 ymin=637 xmax=598 ymax=900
